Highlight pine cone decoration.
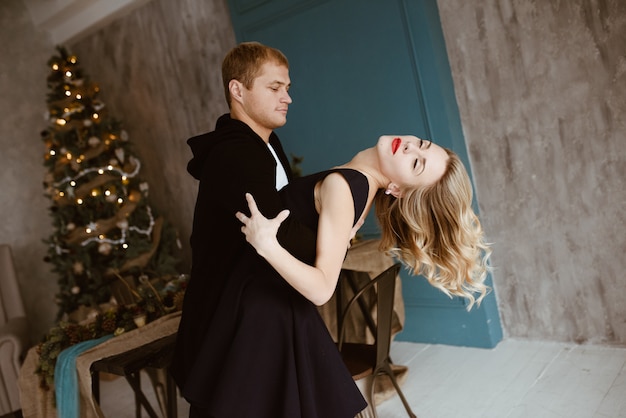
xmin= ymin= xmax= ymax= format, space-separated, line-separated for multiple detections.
xmin=101 ymin=312 xmax=118 ymax=333
xmin=173 ymin=291 xmax=185 ymax=311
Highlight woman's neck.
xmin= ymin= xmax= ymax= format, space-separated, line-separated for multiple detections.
xmin=339 ymin=147 xmax=388 ymax=190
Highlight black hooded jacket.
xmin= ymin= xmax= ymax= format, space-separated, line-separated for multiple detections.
xmin=171 ymin=114 xmax=316 ymax=393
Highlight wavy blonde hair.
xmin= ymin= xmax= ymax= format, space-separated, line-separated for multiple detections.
xmin=374 ymin=148 xmax=491 ymax=310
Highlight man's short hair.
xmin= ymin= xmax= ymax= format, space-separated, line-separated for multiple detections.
xmin=222 ymin=41 xmax=289 ymax=107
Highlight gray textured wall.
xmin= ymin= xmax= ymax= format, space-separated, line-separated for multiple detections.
xmin=438 ymin=0 xmax=626 ymax=344
xmin=2 ymin=0 xmax=625 ymax=346
xmin=0 ymin=0 xmax=58 ymax=342
xmin=67 ymin=0 xmax=236 ymax=273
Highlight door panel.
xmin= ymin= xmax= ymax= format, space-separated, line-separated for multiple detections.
xmin=227 ymin=0 xmax=502 ymax=348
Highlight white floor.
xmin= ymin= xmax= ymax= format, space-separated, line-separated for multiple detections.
xmin=98 ymin=339 xmax=626 ymax=418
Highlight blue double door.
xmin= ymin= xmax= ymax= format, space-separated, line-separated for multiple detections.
xmin=227 ymin=0 xmax=502 ymax=348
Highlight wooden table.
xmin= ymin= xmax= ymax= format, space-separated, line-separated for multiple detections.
xmin=91 ymin=333 xmax=178 ymax=418
xmin=19 ymin=313 xmax=181 ymax=418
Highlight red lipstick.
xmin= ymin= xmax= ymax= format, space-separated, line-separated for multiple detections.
xmin=391 ymin=137 xmax=401 ymax=154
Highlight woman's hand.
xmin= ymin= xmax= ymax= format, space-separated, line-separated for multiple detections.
xmin=236 ymin=193 xmax=290 ymax=257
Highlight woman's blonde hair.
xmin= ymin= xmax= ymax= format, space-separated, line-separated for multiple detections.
xmin=374 ymin=148 xmax=491 ymax=310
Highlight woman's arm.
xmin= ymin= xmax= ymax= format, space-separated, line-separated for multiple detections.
xmin=237 ymin=173 xmax=357 ymax=306
xmin=208 ymin=138 xmax=318 ymax=261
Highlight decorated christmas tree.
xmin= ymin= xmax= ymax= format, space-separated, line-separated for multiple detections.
xmin=40 ymin=46 xmax=183 ymax=320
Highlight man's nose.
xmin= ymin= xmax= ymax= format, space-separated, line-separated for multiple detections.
xmin=282 ymin=92 xmax=292 ymax=103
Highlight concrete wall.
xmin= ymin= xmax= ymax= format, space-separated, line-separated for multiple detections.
xmin=2 ymin=0 xmax=625 ymax=346
xmin=0 ymin=0 xmax=58 ymax=342
xmin=66 ymin=0 xmax=236 ymax=273
xmin=437 ymin=0 xmax=626 ymax=344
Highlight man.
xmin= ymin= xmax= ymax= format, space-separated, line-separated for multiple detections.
xmin=170 ymin=42 xmax=315 ymax=417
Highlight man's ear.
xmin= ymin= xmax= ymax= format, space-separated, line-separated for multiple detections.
xmin=385 ymin=183 xmax=402 ymax=198
xmin=229 ymin=79 xmax=244 ymax=104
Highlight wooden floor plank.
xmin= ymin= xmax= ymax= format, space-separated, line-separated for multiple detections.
xmin=593 ymin=354 xmax=626 ymax=417
xmin=97 ymin=339 xmax=626 ymax=418
xmin=504 ymin=344 xmax=626 ymax=418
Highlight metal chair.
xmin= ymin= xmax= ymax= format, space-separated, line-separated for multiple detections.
xmin=0 ymin=244 xmax=30 ymax=416
xmin=337 ymin=263 xmax=417 ymax=418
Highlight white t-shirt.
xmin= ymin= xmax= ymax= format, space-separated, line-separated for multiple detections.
xmin=268 ymin=143 xmax=289 ymax=191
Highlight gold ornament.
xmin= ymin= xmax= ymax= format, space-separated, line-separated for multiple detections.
xmin=73 ymin=261 xmax=84 ymax=275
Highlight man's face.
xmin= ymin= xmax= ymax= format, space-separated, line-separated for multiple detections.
xmin=240 ymin=62 xmax=292 ymax=136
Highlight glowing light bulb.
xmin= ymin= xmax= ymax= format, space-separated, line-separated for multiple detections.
xmin=65 ymin=91 xmax=71 ymax=97
xmin=122 ymin=243 xmax=129 ymax=249
xmin=77 ymin=198 xmax=84 ymax=204
xmin=98 ymin=169 xmax=104 ymax=174
xmin=70 ymin=181 xmax=76 ymax=187
xmin=56 ymin=119 xmax=66 ymax=126
xmin=65 ymin=71 xmax=72 ymax=77
xmin=52 ymin=63 xmax=59 ymax=71
xmin=85 ymin=227 xmax=92 ymax=233
xmin=93 ymin=113 xmax=99 ymax=119
xmin=49 ymin=150 xmax=56 ymax=156
xmin=76 ymin=94 xmax=82 ymax=100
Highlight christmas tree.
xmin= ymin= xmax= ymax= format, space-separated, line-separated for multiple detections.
xmin=41 ymin=46 xmax=183 ymax=320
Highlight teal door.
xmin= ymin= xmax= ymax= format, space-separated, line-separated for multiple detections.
xmin=227 ymin=0 xmax=502 ymax=348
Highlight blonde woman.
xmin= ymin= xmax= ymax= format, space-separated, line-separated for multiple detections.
xmin=239 ymin=135 xmax=491 ymax=309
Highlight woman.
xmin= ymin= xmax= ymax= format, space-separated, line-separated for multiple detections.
xmin=239 ymin=135 xmax=491 ymax=309
xmin=191 ymin=135 xmax=490 ymax=418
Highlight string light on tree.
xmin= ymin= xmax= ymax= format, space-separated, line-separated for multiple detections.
xmin=40 ymin=46 xmax=182 ymax=318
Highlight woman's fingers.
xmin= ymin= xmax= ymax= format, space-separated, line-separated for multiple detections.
xmin=235 ymin=194 xmax=289 ymax=226
xmin=235 ymin=211 xmax=247 ymax=223
xmin=245 ymin=192 xmax=259 ymax=215
xmin=275 ymin=209 xmax=290 ymax=223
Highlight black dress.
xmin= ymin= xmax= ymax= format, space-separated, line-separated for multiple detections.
xmin=182 ymin=169 xmax=369 ymax=418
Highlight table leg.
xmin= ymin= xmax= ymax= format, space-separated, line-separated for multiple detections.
xmin=91 ymin=371 xmax=100 ymax=403
xmin=125 ymin=371 xmax=160 ymax=418
xmin=166 ymin=369 xmax=178 ymax=418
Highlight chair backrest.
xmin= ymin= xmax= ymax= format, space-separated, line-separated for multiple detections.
xmin=338 ymin=263 xmax=401 ymax=366
xmin=0 ymin=244 xmax=26 ymax=325
xmin=373 ymin=263 xmax=400 ymax=365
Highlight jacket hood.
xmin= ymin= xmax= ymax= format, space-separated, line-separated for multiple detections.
xmin=187 ymin=114 xmax=254 ymax=180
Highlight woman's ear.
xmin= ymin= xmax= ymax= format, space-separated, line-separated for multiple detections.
xmin=385 ymin=183 xmax=402 ymax=198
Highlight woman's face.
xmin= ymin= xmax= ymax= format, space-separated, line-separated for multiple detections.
xmin=377 ymin=135 xmax=449 ymax=194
